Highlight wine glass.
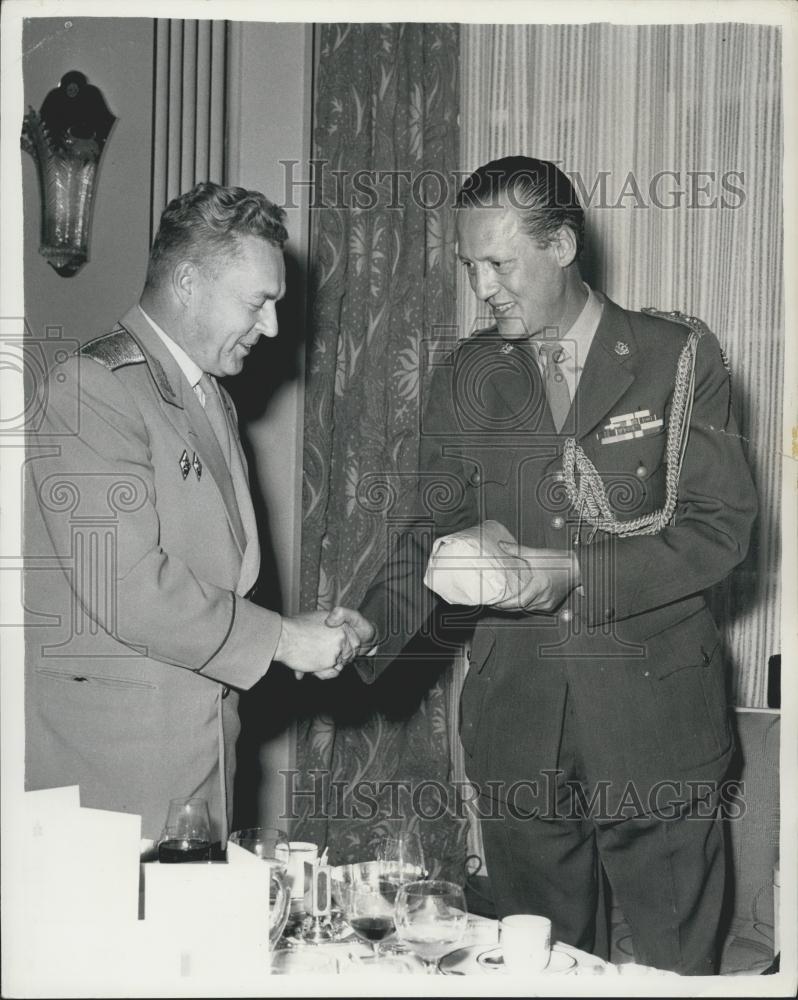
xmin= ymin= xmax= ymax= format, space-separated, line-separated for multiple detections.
xmin=331 ymin=861 xmax=397 ymax=962
xmin=394 ymin=879 xmax=468 ymax=973
xmin=376 ymin=832 xmax=427 ymax=888
xmin=157 ymin=797 xmax=212 ymax=862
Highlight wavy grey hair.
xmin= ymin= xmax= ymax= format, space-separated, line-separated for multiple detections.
xmin=146 ymin=181 xmax=288 ymax=287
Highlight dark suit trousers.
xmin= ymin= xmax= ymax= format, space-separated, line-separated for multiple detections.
xmin=479 ymin=683 xmax=725 ymax=975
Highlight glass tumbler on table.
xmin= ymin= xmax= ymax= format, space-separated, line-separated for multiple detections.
xmin=394 ymin=879 xmax=468 ymax=973
xmin=228 ymin=826 xmax=290 ymax=864
xmin=157 ymin=797 xmax=212 ymax=862
xmin=228 ymin=827 xmax=291 ymax=949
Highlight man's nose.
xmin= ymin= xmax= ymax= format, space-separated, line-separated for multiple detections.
xmin=472 ymin=264 xmax=499 ymax=301
xmin=254 ymin=301 xmax=279 ymax=339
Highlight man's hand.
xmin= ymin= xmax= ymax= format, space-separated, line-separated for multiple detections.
xmin=493 ymin=543 xmax=581 ymax=613
xmin=324 ymin=606 xmax=377 ymax=658
xmin=275 ymin=611 xmax=353 ymax=678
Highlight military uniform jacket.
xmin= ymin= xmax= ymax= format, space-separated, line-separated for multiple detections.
xmin=24 ymin=306 xmax=282 ymax=841
xmin=358 ymin=294 xmax=757 ymax=813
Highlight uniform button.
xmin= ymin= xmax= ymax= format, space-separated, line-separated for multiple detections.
xmin=560 ymin=609 xmax=573 ymax=623
xmin=470 ymin=469 xmax=481 ymax=486
xmin=635 ymin=465 xmax=647 ymax=478
xmin=551 ymin=516 xmax=565 ymax=529
xmin=554 ymin=471 xmax=565 ymax=482
xmin=604 ymin=608 xmax=615 ymax=620
xmin=222 ymin=685 xmax=231 ymax=699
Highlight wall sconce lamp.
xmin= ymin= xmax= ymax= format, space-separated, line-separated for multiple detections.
xmin=21 ymin=71 xmax=116 ymax=277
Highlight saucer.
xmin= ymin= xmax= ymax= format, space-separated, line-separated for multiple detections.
xmin=439 ymin=942 xmax=578 ymax=976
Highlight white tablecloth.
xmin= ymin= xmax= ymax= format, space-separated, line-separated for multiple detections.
xmin=273 ymin=913 xmax=631 ymax=976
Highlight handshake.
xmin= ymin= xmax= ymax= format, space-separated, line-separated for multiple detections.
xmin=274 ymin=606 xmax=377 ymax=681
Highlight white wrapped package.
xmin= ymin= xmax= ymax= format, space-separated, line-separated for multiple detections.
xmin=423 ymin=520 xmax=522 ymax=606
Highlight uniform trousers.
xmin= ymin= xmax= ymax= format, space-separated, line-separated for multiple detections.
xmin=478 ymin=681 xmax=725 ymax=975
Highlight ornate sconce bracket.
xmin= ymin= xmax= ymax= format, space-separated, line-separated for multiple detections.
xmin=21 ymin=71 xmax=116 ymax=277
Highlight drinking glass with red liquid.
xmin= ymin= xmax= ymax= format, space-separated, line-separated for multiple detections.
xmin=157 ymin=797 xmax=212 ymax=863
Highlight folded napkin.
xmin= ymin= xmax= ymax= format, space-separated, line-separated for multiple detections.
xmin=423 ymin=520 xmax=522 ymax=606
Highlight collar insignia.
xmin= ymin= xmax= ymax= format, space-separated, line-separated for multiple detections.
xmin=179 ymin=450 xmax=191 ymax=479
xmin=151 ymin=356 xmax=177 ymax=399
xmin=614 ymin=340 xmax=630 ymax=356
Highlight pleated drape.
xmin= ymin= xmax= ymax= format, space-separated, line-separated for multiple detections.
xmin=150 ymin=19 xmax=228 ymax=237
xmin=459 ymin=23 xmax=783 ymax=707
xmin=294 ymin=23 xmax=466 ymax=871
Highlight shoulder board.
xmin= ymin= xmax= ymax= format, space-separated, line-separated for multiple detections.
xmin=78 ymin=327 xmax=145 ymax=370
xmin=642 ymin=306 xmax=731 ymax=375
xmin=641 ymin=306 xmax=710 ymax=340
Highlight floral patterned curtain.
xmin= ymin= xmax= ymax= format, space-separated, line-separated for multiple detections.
xmin=295 ymin=23 xmax=466 ymax=875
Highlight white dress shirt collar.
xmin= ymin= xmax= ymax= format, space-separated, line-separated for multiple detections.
xmin=137 ymin=304 xmax=204 ymax=392
xmin=561 ymin=283 xmax=604 ymax=365
xmin=531 ymin=283 xmax=604 ymax=397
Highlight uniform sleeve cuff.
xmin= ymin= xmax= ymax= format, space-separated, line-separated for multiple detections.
xmin=198 ymin=595 xmax=282 ymax=690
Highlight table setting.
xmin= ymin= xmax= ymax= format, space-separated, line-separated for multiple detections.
xmin=13 ymin=788 xmax=683 ymax=992
xmin=13 ymin=786 xmax=692 ymax=998
xmin=227 ymin=823 xmax=679 ymax=979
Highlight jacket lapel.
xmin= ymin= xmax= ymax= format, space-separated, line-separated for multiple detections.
xmin=473 ymin=330 xmax=558 ymax=434
xmin=464 ymin=298 xmax=640 ymax=443
xmin=118 ymin=307 xmax=247 ymax=554
xmin=572 ymin=296 xmax=638 ymax=442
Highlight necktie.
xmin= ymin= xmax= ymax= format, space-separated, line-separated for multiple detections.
xmin=197 ymin=373 xmax=260 ymax=594
xmin=537 ymin=342 xmax=571 ymax=432
xmin=198 ymin=373 xmax=231 ymax=463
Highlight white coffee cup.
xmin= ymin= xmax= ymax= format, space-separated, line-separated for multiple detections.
xmin=500 ymin=914 xmax=552 ymax=973
xmin=287 ymin=841 xmax=318 ymax=901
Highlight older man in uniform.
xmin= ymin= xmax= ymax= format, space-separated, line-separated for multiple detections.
xmin=355 ymin=157 xmax=757 ymax=973
xmin=25 ymin=182 xmax=373 ymax=844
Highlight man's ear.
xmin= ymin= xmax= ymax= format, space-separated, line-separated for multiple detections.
xmin=551 ymin=226 xmax=578 ymax=269
xmin=172 ymin=258 xmax=199 ymax=307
